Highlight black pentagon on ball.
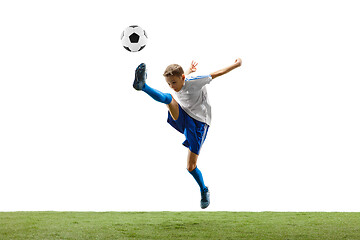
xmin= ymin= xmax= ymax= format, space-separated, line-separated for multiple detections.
xmin=129 ymin=33 xmax=140 ymax=43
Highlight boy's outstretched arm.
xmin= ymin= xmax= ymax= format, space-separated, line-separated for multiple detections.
xmin=210 ymin=58 xmax=242 ymax=79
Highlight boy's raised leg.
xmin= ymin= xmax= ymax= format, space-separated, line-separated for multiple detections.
xmin=142 ymin=84 xmax=172 ymax=104
xmin=133 ymin=63 xmax=172 ymax=104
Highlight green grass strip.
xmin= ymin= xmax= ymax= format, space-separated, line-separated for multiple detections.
xmin=1 ymin=212 xmax=360 ymax=239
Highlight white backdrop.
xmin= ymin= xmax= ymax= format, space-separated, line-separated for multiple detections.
xmin=1 ymin=0 xmax=359 ymax=211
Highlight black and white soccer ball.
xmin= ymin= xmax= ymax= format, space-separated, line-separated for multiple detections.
xmin=121 ymin=25 xmax=147 ymax=52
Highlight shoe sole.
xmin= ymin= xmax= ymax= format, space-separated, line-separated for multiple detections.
xmin=133 ymin=63 xmax=147 ymax=90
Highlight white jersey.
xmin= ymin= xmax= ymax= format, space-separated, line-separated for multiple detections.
xmin=175 ymin=75 xmax=212 ymax=125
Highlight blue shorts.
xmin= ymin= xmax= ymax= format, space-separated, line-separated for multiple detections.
xmin=167 ymin=104 xmax=209 ymax=155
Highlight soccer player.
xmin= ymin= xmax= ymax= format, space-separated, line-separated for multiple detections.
xmin=133 ymin=58 xmax=242 ymax=209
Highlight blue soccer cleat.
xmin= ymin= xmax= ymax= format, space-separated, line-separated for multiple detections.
xmin=200 ymin=187 xmax=210 ymax=209
xmin=133 ymin=63 xmax=147 ymax=90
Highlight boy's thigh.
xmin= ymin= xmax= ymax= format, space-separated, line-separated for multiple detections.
xmin=184 ymin=121 xmax=209 ymax=155
xmin=167 ymin=97 xmax=179 ymax=120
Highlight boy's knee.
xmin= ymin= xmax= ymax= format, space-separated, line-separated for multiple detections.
xmin=187 ymin=164 xmax=196 ymax=172
xmin=187 ymin=150 xmax=198 ymax=172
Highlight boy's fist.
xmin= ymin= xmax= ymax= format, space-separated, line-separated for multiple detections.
xmin=234 ymin=58 xmax=242 ymax=67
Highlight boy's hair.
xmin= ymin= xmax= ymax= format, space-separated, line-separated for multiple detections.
xmin=163 ymin=64 xmax=184 ymax=77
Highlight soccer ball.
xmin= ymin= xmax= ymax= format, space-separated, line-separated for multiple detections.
xmin=121 ymin=25 xmax=148 ymax=52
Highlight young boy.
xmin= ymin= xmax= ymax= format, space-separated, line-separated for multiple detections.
xmin=133 ymin=58 xmax=242 ymax=209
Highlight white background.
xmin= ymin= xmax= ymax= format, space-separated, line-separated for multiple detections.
xmin=1 ymin=0 xmax=359 ymax=212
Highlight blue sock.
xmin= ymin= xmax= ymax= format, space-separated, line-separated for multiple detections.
xmin=142 ymin=83 xmax=172 ymax=104
xmin=189 ymin=167 xmax=208 ymax=192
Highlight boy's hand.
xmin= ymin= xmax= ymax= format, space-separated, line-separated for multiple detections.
xmin=234 ymin=58 xmax=242 ymax=67
xmin=189 ymin=60 xmax=198 ymax=73
xmin=185 ymin=60 xmax=198 ymax=75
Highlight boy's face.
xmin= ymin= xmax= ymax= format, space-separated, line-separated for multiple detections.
xmin=165 ymin=74 xmax=185 ymax=92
